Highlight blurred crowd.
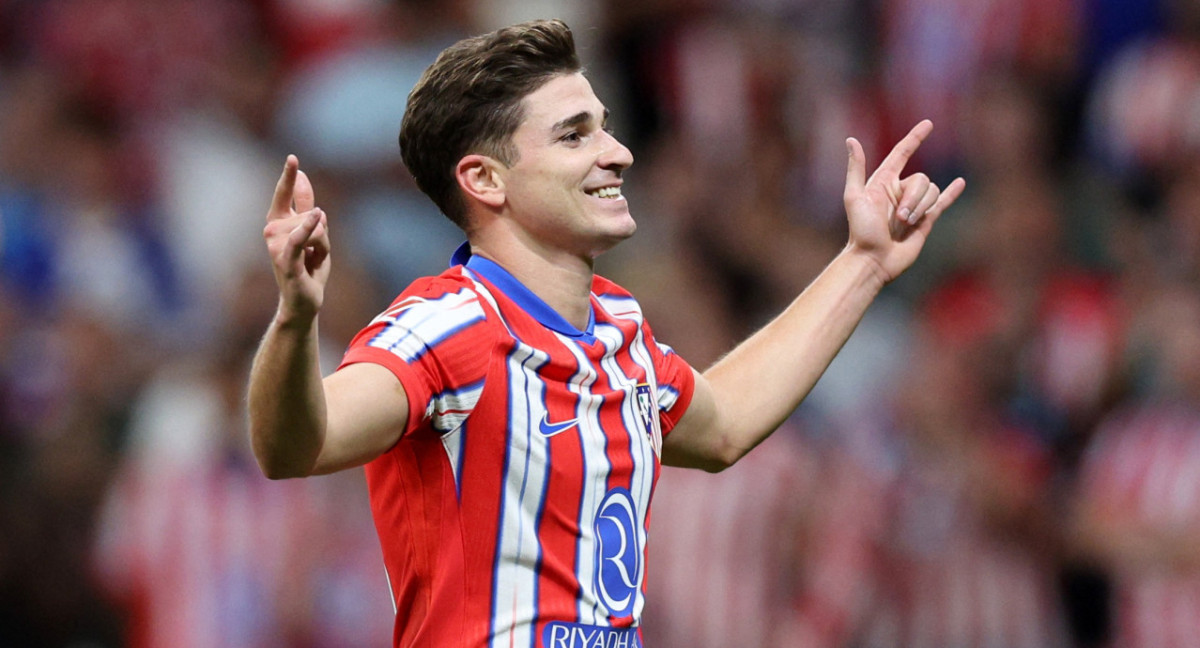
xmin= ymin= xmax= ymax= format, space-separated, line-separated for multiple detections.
xmin=2 ymin=0 xmax=1200 ymax=646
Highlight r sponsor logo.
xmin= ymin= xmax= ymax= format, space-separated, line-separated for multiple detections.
xmin=593 ymin=487 xmax=640 ymax=617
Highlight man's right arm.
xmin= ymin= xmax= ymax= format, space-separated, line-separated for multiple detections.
xmin=248 ymin=156 xmax=408 ymax=479
xmin=248 ymin=317 xmax=408 ymax=478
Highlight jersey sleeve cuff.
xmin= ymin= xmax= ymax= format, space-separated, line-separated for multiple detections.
xmin=338 ymin=346 xmax=428 ymax=436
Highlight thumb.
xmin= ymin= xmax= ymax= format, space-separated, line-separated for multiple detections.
xmin=845 ymin=137 xmax=866 ymax=195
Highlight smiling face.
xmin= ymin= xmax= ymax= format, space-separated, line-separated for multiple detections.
xmin=496 ymin=72 xmax=635 ymax=259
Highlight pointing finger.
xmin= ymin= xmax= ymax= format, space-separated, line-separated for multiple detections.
xmin=270 ymin=155 xmax=299 ymax=220
xmin=873 ymin=120 xmax=933 ymax=183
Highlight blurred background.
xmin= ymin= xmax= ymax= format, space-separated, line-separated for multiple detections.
xmin=2 ymin=0 xmax=1200 ymax=646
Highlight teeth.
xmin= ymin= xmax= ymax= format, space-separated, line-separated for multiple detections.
xmin=588 ymin=186 xmax=622 ymax=199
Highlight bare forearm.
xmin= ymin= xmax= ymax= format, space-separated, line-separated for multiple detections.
xmin=703 ymin=248 xmax=886 ymax=455
xmin=247 ymin=312 xmax=327 ymax=479
xmin=667 ymin=122 xmax=963 ymax=471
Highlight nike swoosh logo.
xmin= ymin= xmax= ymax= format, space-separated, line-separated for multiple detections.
xmin=539 ymin=413 xmax=580 ymax=437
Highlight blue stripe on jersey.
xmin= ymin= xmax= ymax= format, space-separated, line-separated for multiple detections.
xmin=385 ymin=317 xmax=482 ymax=363
xmin=464 ymin=253 xmax=597 ymax=343
xmin=455 ymin=421 xmax=466 ymax=500
xmin=368 ymin=291 xmax=485 ymax=362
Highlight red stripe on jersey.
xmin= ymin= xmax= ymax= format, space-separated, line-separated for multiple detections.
xmin=339 ymin=257 xmax=694 ymax=647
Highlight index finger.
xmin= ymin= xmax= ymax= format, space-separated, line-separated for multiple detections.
xmin=269 ymin=155 xmax=299 ymax=219
xmin=872 ymin=120 xmax=933 ymax=182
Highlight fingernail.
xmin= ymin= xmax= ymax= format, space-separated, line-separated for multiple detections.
xmin=898 ymin=207 xmax=911 ymax=222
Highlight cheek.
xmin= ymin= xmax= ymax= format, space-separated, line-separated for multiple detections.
xmin=519 ymin=171 xmax=578 ymax=205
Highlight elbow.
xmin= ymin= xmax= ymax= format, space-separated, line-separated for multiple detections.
xmin=258 ymin=461 xmax=310 ymax=481
xmin=703 ymin=451 xmax=741 ymax=473
xmin=254 ymin=452 xmax=310 ymax=480
xmin=697 ymin=438 xmax=746 ymax=473
xmin=249 ymin=431 xmax=315 ymax=480
xmin=667 ymin=427 xmax=749 ymax=473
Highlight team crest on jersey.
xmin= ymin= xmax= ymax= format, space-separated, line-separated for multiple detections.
xmin=634 ymin=383 xmax=662 ymax=458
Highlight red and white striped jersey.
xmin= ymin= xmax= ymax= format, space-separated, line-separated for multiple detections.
xmin=1077 ymin=401 xmax=1200 ymax=648
xmin=338 ymin=247 xmax=696 ymax=648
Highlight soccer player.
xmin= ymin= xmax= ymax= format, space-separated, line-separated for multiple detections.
xmin=248 ymin=19 xmax=964 ymax=648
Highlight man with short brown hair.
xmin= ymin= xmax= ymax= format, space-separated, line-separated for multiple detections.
xmin=249 ymin=18 xmax=963 ymax=647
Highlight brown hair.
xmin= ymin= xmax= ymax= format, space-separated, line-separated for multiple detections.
xmin=399 ymin=19 xmax=581 ymax=228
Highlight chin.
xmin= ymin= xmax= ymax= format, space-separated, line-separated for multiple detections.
xmin=589 ymin=225 xmax=636 ymax=258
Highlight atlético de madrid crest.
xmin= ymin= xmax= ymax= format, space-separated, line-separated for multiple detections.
xmin=634 ymin=383 xmax=662 ymax=458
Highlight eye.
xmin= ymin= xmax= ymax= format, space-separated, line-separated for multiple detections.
xmin=559 ymin=130 xmax=583 ymax=144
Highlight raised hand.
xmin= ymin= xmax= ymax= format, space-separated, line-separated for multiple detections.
xmin=843 ymin=120 xmax=965 ymax=282
xmin=263 ymin=155 xmax=331 ymax=323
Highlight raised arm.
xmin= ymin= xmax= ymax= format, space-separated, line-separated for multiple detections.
xmin=248 ymin=156 xmax=408 ymax=479
xmin=663 ymin=121 xmax=966 ymax=471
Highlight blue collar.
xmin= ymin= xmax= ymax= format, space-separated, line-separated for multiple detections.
xmin=451 ymin=242 xmax=595 ymax=339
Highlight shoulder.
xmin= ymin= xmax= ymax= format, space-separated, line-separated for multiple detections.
xmin=373 ymin=269 xmax=487 ymax=323
xmin=357 ymin=269 xmax=498 ymax=359
xmin=591 ymin=274 xmax=645 ymax=321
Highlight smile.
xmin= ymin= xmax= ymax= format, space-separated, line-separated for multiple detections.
xmin=585 ymin=186 xmax=623 ymax=199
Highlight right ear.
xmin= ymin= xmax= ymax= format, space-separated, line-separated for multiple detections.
xmin=455 ymin=154 xmax=506 ymax=210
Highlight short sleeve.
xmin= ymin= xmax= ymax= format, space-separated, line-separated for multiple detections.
xmin=338 ymin=277 xmax=494 ymax=437
xmin=644 ymin=329 xmax=695 ymax=437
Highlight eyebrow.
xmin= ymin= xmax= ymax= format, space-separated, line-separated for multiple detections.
xmin=551 ymin=108 xmax=609 ymax=132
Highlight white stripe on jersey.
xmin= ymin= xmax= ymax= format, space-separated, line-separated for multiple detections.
xmin=557 ymin=334 xmax=614 ymax=626
xmin=594 ymin=294 xmax=661 ymax=624
xmin=430 ymin=380 xmax=485 ymax=435
xmin=594 ymin=299 xmax=659 ymax=496
xmin=593 ymin=321 xmax=655 ymax=623
xmin=614 ymin=307 xmax=663 ymax=457
xmin=595 ymin=298 xmax=684 ymax=415
xmin=463 ymin=270 xmax=515 ymax=337
xmin=595 ymin=294 xmax=641 ymax=318
xmin=490 ymin=342 xmax=553 ymax=648
xmin=368 ymin=289 xmax=485 ymax=362
xmin=656 ymin=386 xmax=682 ymax=412
xmin=595 ymin=294 xmax=658 ymax=395
xmin=435 ymin=380 xmax=485 ymax=491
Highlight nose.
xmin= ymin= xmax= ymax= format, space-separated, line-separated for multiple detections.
xmin=598 ymin=129 xmax=634 ymax=173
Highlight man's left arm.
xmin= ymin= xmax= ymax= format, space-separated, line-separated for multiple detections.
xmin=663 ymin=120 xmax=966 ymax=471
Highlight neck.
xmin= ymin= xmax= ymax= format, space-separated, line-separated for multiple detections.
xmin=467 ymin=235 xmax=596 ymax=330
